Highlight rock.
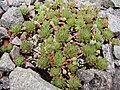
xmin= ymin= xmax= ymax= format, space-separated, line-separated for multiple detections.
xmin=76 ymin=69 xmax=112 ymax=90
xmin=11 ymin=37 xmax=22 ymax=45
xmin=108 ymin=14 xmax=120 ymax=33
xmin=7 ymin=0 xmax=36 ymax=6
xmin=111 ymin=67 xmax=120 ymax=90
xmin=0 ymin=76 xmax=10 ymax=90
xmin=102 ymin=44 xmax=115 ymax=75
xmin=0 ymin=8 xmax=4 ymax=17
xmin=9 ymin=67 xmax=60 ymax=90
xmin=89 ymin=0 xmax=115 ymax=8
xmin=111 ymin=0 xmax=120 ymax=7
xmin=114 ymin=60 xmax=120 ymax=66
xmin=113 ymin=9 xmax=120 ymax=17
xmin=7 ymin=0 xmax=24 ymax=6
xmin=0 ymin=7 xmax=24 ymax=28
xmin=10 ymin=45 xmax=20 ymax=60
xmin=0 ymin=53 xmax=15 ymax=71
xmin=0 ymin=0 xmax=9 ymax=11
xmin=113 ymin=46 xmax=120 ymax=59
xmin=0 ymin=27 xmax=8 ymax=45
xmin=0 ymin=27 xmax=8 ymax=38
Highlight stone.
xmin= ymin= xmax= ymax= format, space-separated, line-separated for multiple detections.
xmin=0 ymin=76 xmax=10 ymax=90
xmin=102 ymin=44 xmax=115 ymax=75
xmin=0 ymin=7 xmax=24 ymax=29
xmin=76 ymin=69 xmax=112 ymax=90
xmin=113 ymin=9 xmax=120 ymax=17
xmin=0 ymin=0 xmax=9 ymax=11
xmin=114 ymin=60 xmax=120 ymax=66
xmin=89 ymin=0 xmax=115 ymax=8
xmin=7 ymin=0 xmax=36 ymax=7
xmin=0 ymin=53 xmax=15 ymax=71
xmin=10 ymin=45 xmax=20 ymax=60
xmin=0 ymin=27 xmax=8 ymax=46
xmin=111 ymin=0 xmax=120 ymax=7
xmin=9 ymin=67 xmax=60 ymax=90
xmin=111 ymin=67 xmax=120 ymax=90
xmin=0 ymin=27 xmax=8 ymax=38
xmin=11 ymin=37 xmax=22 ymax=45
xmin=0 ymin=8 xmax=4 ymax=17
xmin=113 ymin=46 xmax=120 ymax=59
xmin=108 ymin=14 xmax=120 ymax=33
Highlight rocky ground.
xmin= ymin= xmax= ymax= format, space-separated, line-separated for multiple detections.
xmin=0 ymin=0 xmax=120 ymax=90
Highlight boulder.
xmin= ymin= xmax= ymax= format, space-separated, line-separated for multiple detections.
xmin=9 ymin=67 xmax=61 ymax=90
xmin=0 ymin=53 xmax=15 ymax=71
xmin=0 ymin=7 xmax=24 ymax=28
xmin=76 ymin=69 xmax=112 ymax=90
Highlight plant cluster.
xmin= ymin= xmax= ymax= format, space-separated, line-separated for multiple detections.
xmin=2 ymin=0 xmax=118 ymax=89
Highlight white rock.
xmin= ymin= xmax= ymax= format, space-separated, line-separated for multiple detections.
xmin=11 ymin=37 xmax=22 ymax=45
xmin=9 ymin=67 xmax=61 ymax=90
xmin=108 ymin=14 xmax=120 ymax=32
xmin=114 ymin=46 xmax=120 ymax=59
xmin=0 ymin=53 xmax=15 ymax=71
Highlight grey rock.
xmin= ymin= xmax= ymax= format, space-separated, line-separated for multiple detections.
xmin=7 ymin=0 xmax=36 ymax=7
xmin=0 ymin=76 xmax=10 ymax=89
xmin=9 ymin=67 xmax=60 ymax=90
xmin=0 ymin=7 xmax=24 ymax=28
xmin=0 ymin=53 xmax=15 ymax=71
xmin=10 ymin=45 xmax=20 ymax=60
xmin=89 ymin=0 xmax=115 ymax=8
xmin=0 ymin=8 xmax=4 ymax=17
xmin=0 ymin=0 xmax=9 ymax=11
xmin=0 ymin=27 xmax=8 ymax=38
xmin=11 ymin=37 xmax=22 ymax=45
xmin=102 ymin=44 xmax=115 ymax=75
xmin=76 ymin=69 xmax=112 ymax=90
xmin=108 ymin=14 xmax=120 ymax=33
xmin=111 ymin=0 xmax=120 ymax=7
xmin=113 ymin=46 xmax=120 ymax=59
xmin=111 ymin=67 xmax=120 ymax=90
xmin=114 ymin=60 xmax=120 ymax=66
xmin=113 ymin=9 xmax=120 ymax=17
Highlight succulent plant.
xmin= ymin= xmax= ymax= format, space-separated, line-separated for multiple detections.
xmin=39 ymin=21 xmax=52 ymax=39
xmin=82 ymin=44 xmax=96 ymax=56
xmin=51 ymin=77 xmax=66 ymax=89
xmin=67 ymin=77 xmax=80 ymax=90
xmin=10 ymin=25 xmax=21 ymax=35
xmin=96 ymin=57 xmax=108 ymax=70
xmin=102 ymin=29 xmax=113 ymax=40
xmin=55 ymin=29 xmax=70 ymax=43
xmin=67 ymin=63 xmax=78 ymax=73
xmin=111 ymin=38 xmax=119 ymax=45
xmin=1 ymin=44 xmax=13 ymax=53
xmin=86 ymin=55 xmax=97 ymax=65
xmin=54 ymin=51 xmax=65 ymax=67
xmin=50 ymin=67 xmax=61 ymax=76
xmin=23 ymin=21 xmax=36 ymax=33
xmin=14 ymin=56 xmax=24 ymax=66
xmin=8 ymin=0 xmax=119 ymax=89
xmin=64 ymin=43 xmax=79 ymax=58
xmin=20 ymin=40 xmax=33 ymax=53
xmin=37 ymin=55 xmax=50 ymax=69
xmin=20 ymin=7 xmax=29 ymax=15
